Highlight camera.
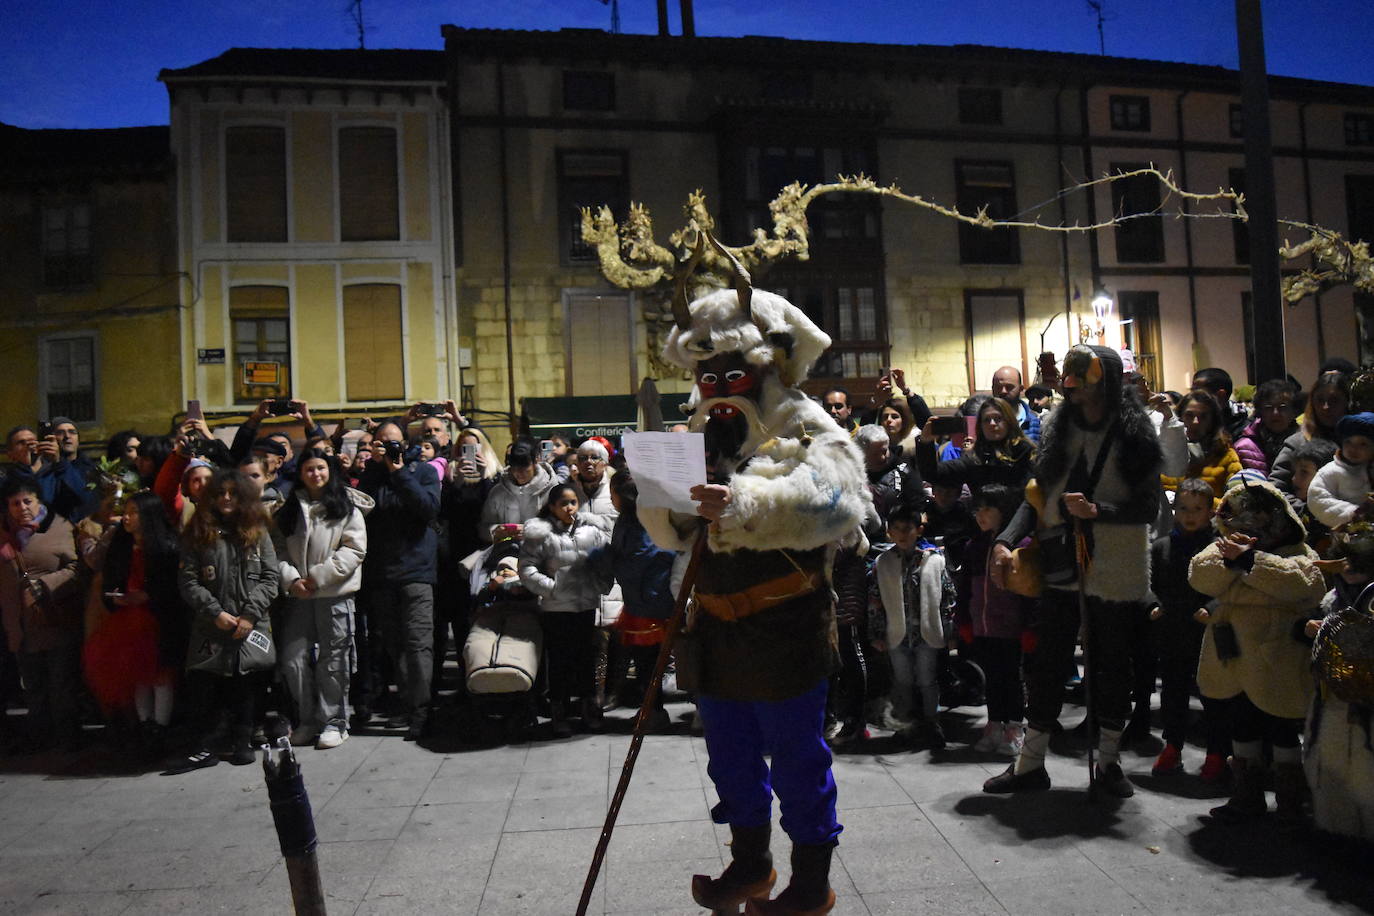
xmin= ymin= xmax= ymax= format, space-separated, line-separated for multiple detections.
xmin=383 ymin=440 xmax=405 ymax=462
xmin=417 ymin=403 xmax=445 ymax=417
xmin=268 ymin=398 xmax=293 ymax=416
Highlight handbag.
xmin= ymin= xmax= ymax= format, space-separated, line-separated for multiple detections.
xmin=1005 ymin=538 xmax=1042 ymax=598
xmin=1312 ymin=583 xmax=1374 ymax=705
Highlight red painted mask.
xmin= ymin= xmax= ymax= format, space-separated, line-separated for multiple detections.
xmin=696 ymin=364 xmax=759 ymax=400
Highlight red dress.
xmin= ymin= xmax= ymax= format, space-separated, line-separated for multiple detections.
xmin=83 ymin=547 xmax=162 ymax=713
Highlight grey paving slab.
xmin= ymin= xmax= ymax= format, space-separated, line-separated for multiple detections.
xmin=3 ymin=697 xmax=1373 ymax=916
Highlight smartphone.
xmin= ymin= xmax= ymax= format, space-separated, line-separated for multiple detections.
xmin=462 ymin=444 xmax=479 ymax=461
xmin=540 ymin=439 xmax=555 ymax=458
xmin=104 ymin=590 xmax=124 ymax=600
xmin=37 ymin=420 xmax=54 ymax=439
xmin=268 ymin=397 xmax=292 ymax=416
xmin=419 ymin=403 xmax=445 ymax=417
xmin=931 ymin=416 xmax=965 ymax=437
xmin=186 ymin=399 xmax=203 ymax=423
xmin=354 ymin=418 xmax=371 ymax=431
xmin=965 ymin=416 xmax=979 ymax=442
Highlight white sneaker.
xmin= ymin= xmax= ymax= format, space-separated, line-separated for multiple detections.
xmin=289 ymin=725 xmax=319 ymax=747
xmin=316 ymin=726 xmax=347 ymax=750
xmin=973 ymin=721 xmax=1003 ymax=752
xmin=996 ymin=722 xmax=1025 ymax=757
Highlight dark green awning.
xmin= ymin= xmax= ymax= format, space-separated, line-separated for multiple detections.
xmin=521 ymin=393 xmax=692 ymax=440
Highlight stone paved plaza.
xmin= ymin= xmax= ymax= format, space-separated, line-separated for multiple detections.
xmin=0 ymin=700 xmax=1370 ymax=915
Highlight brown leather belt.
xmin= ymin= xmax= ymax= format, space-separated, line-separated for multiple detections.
xmin=696 ymin=569 xmax=826 ymax=622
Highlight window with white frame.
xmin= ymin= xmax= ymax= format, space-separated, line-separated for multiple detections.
xmin=42 ymin=334 xmax=97 ymax=423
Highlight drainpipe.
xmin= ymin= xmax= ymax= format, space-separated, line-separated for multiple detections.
xmin=1298 ymin=101 xmax=1326 ymax=362
xmin=657 ymin=0 xmax=669 ymax=36
xmin=1054 ymin=82 xmax=1073 ymax=356
xmin=1078 ymin=83 xmax=1101 ymax=337
xmin=679 ymin=0 xmax=695 ymax=37
xmin=497 ymin=62 xmax=517 ymax=433
xmin=1174 ymin=89 xmax=1201 ymax=364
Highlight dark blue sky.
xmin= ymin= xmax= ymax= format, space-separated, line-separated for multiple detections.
xmin=3 ymin=1 xmax=1371 ymax=128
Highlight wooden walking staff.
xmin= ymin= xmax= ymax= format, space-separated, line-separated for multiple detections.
xmin=576 ymin=522 xmax=709 ymax=916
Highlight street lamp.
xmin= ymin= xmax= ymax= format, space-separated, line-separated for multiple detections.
xmin=1091 ymin=287 xmax=1114 ymax=321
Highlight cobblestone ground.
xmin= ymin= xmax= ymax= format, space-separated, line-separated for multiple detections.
xmin=0 ymin=697 xmax=1370 ymax=915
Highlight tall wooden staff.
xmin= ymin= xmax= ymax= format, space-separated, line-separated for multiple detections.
xmin=576 ymin=524 xmax=708 ymax=916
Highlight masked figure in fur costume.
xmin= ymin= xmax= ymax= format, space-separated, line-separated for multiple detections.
xmin=639 ymin=236 xmax=870 ymax=916
xmin=985 ymin=344 xmax=1174 ymax=797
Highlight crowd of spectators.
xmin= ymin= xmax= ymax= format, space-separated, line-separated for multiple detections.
xmin=0 ymin=355 xmax=1370 ymax=847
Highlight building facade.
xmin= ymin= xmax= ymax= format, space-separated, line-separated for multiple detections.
xmin=441 ymin=27 xmax=1374 ymax=411
xmin=0 ymin=123 xmax=181 ymax=443
xmin=159 ymin=49 xmax=458 ymax=425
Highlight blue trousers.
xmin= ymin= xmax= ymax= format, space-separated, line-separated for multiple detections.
xmin=697 ymin=679 xmax=842 ymax=846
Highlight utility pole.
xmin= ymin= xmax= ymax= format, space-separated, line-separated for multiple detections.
xmin=347 ymin=0 xmax=366 ymax=50
xmin=1086 ymin=1 xmax=1106 ymax=55
xmin=1235 ymin=0 xmax=1286 ymax=381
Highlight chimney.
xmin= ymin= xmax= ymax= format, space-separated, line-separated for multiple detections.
xmin=679 ymin=0 xmax=695 ymax=37
xmin=657 ymin=0 xmax=669 ymax=36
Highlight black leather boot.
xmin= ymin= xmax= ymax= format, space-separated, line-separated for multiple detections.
xmin=744 ymin=841 xmax=837 ymax=915
xmin=692 ymin=823 xmax=776 ymax=911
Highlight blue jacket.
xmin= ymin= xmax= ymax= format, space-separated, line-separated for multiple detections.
xmin=358 ymin=456 xmax=441 ymax=586
xmin=595 ymin=512 xmax=674 ymax=620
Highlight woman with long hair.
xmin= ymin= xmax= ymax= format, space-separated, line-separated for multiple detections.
xmin=84 ymin=490 xmax=187 ymax=752
xmin=275 ymin=450 xmax=370 ymax=749
xmin=518 ymin=482 xmax=611 ymax=737
xmin=1161 ymin=389 xmax=1242 ymax=498
xmin=1270 ymin=369 xmax=1351 ymax=501
xmin=917 ymin=396 xmax=1036 ymax=497
xmin=173 ymin=469 xmax=279 ymax=770
xmin=875 ymin=396 xmax=917 ymax=461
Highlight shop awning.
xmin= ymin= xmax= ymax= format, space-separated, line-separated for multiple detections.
xmin=521 ymin=393 xmax=692 ymax=441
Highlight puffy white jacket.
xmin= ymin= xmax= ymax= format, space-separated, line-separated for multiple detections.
xmin=479 ymin=463 xmax=558 ymax=542
xmin=278 ymin=489 xmax=373 ymax=597
xmin=1308 ymin=455 xmax=1372 ymax=529
xmin=518 ymin=513 xmax=611 ymax=613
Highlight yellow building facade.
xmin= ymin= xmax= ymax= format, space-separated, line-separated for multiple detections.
xmin=160 ymin=50 xmax=458 ymax=424
xmin=0 ymin=123 xmax=182 ymax=444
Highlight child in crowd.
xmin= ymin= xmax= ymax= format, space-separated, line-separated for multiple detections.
xmin=174 ymin=469 xmax=280 ymax=771
xmin=518 ymin=483 xmax=611 ymax=738
xmin=1305 ymin=527 xmax=1374 ymax=842
xmin=870 ymin=502 xmax=956 ymax=749
xmin=1306 ymin=412 xmax=1374 ymax=531
xmin=955 ymin=483 xmax=1030 ymax=756
xmin=1189 ymin=479 xmax=1327 ymax=820
xmin=1290 ymin=438 xmax=1338 ymax=551
xmin=924 ymin=481 xmax=975 ymax=572
xmin=417 ymin=434 xmax=449 ymax=481
xmin=1147 ymin=477 xmax=1230 ymax=780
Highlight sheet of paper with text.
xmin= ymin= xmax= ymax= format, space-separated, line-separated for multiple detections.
xmin=621 ymin=431 xmax=707 ymax=515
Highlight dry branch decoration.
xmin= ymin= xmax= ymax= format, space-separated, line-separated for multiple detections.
xmin=581 ymin=166 xmax=1373 ymax=375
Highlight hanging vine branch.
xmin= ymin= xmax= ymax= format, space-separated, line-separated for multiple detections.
xmin=580 ymin=166 xmax=1371 ymax=373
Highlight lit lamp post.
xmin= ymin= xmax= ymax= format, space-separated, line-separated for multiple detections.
xmin=1082 ymin=287 xmax=1114 ymax=345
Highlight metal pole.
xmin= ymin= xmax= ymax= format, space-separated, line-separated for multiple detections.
xmin=576 ymin=524 xmax=709 ymax=916
xmin=262 ymin=715 xmax=327 ymax=915
xmin=1235 ymin=0 xmax=1286 ymax=382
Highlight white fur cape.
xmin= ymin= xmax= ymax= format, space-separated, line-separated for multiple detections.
xmin=661 ymin=287 xmax=831 ymax=387
xmin=874 ymin=546 xmax=947 ymax=649
xmin=642 ymin=375 xmax=871 ymax=555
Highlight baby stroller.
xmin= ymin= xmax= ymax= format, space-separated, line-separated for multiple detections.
xmin=461 ymin=541 xmax=543 ymax=742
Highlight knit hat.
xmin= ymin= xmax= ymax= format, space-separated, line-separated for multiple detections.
xmin=1335 ymin=412 xmax=1374 ymax=444
xmin=1225 ymin=468 xmax=1268 ymax=491
xmin=251 ymin=437 xmax=287 ymax=457
xmin=182 ymin=458 xmax=212 ymax=478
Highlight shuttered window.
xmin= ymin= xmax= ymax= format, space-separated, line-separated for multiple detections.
xmin=965 ymin=291 xmax=1026 ymax=395
xmin=230 ymin=286 xmax=291 ymax=403
xmin=339 ymin=127 xmax=399 ymax=241
xmin=565 ymin=291 xmax=633 ymax=397
xmin=343 ymin=284 xmax=404 ymax=401
xmin=44 ymin=335 xmax=97 ymax=423
xmin=225 ymin=126 xmax=288 ymax=242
